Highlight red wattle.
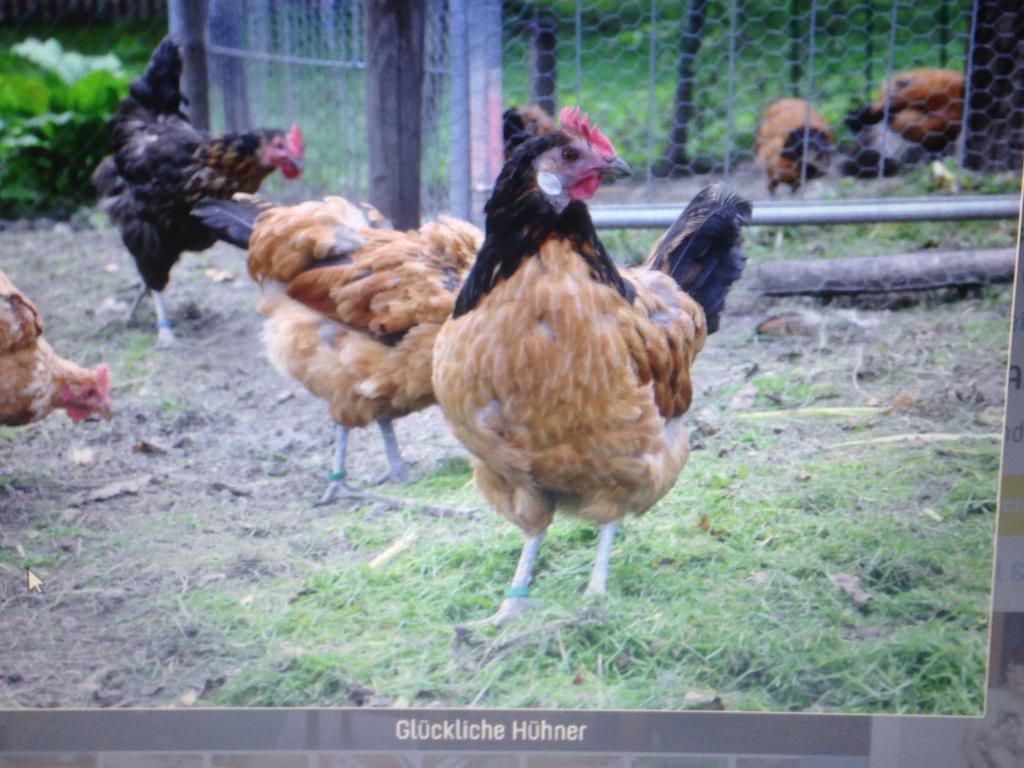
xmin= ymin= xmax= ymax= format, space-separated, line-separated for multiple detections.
xmin=569 ymin=174 xmax=601 ymax=200
xmin=66 ymin=406 xmax=90 ymax=422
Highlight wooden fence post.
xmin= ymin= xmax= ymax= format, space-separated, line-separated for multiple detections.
xmin=468 ymin=0 xmax=504 ymax=224
xmin=366 ymin=0 xmax=425 ymax=230
xmin=531 ymin=15 xmax=557 ymax=117
xmin=168 ymin=0 xmax=211 ymax=131
xmin=209 ymin=0 xmax=251 ymax=131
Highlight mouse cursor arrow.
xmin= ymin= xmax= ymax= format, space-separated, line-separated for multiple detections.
xmin=26 ymin=568 xmax=43 ymax=593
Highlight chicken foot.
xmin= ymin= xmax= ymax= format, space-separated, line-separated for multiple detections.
xmin=320 ymin=418 xmax=412 ymax=504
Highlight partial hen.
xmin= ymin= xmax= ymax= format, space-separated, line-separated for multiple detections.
xmin=0 ymin=271 xmax=112 ymax=427
xmin=842 ymin=68 xmax=964 ymax=177
xmin=195 ymin=195 xmax=482 ymax=498
xmin=755 ymin=98 xmax=834 ymax=193
xmin=433 ymin=108 xmax=749 ymax=624
xmin=503 ymin=104 xmax=555 ymax=160
xmin=93 ymin=38 xmax=304 ymax=347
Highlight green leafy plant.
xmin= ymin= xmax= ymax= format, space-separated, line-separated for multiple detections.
xmin=0 ymin=38 xmax=129 ymax=219
xmin=11 ymin=38 xmax=124 ymax=84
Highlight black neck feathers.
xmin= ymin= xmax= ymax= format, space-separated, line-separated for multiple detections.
xmin=452 ymin=134 xmax=633 ymax=318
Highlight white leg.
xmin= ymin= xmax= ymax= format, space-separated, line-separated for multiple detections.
xmin=152 ymin=290 xmax=178 ymax=348
xmin=372 ymin=417 xmax=411 ymax=485
xmin=320 ymin=426 xmax=351 ymax=504
xmin=125 ymin=284 xmax=148 ymax=326
xmin=480 ymin=532 xmax=546 ymax=626
xmin=584 ymin=521 xmax=620 ymax=596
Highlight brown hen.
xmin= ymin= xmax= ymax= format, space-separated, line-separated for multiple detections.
xmin=0 ymin=271 xmax=112 ymax=427
xmin=755 ymin=98 xmax=834 ymax=193
xmin=433 ymin=108 xmax=749 ymax=624
xmin=843 ymin=68 xmax=964 ymax=177
xmin=195 ymin=195 xmax=482 ymax=498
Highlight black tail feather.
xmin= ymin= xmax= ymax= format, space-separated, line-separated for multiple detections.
xmin=192 ymin=198 xmax=264 ymax=249
xmin=647 ymin=184 xmax=751 ymax=334
xmin=128 ymin=37 xmax=185 ymax=118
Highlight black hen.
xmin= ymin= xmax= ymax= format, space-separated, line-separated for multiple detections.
xmin=93 ymin=38 xmax=304 ymax=347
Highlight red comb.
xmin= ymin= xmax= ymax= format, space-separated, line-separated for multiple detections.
xmin=559 ymin=107 xmax=616 ymax=158
xmin=286 ymin=123 xmax=304 ymax=157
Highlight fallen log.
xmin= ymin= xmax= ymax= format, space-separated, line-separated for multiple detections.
xmin=752 ymin=248 xmax=1016 ymax=296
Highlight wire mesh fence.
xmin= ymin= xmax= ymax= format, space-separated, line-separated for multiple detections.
xmin=202 ymin=0 xmax=1019 ymax=221
xmin=0 ymin=0 xmax=1020 ymax=223
xmin=206 ymin=0 xmax=452 ymax=215
xmin=500 ymin=0 xmax=1005 ymax=206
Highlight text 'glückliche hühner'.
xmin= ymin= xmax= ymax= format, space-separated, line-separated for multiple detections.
xmin=394 ymin=717 xmax=588 ymax=743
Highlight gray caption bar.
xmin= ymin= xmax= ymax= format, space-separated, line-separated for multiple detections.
xmin=0 ymin=710 xmax=870 ymax=756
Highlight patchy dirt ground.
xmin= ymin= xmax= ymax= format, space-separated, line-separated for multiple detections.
xmin=0 ymin=226 xmax=469 ymax=708
xmin=0 ymin=223 xmax=1011 ymax=710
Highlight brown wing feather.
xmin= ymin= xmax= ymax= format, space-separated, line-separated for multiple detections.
xmin=247 ymin=196 xmax=372 ymax=284
xmin=624 ymin=269 xmax=704 ymax=420
xmin=253 ymin=202 xmax=482 ymax=431
xmin=755 ymin=98 xmax=833 ymax=190
xmin=876 ymin=69 xmax=964 ymax=146
xmin=284 ymin=218 xmax=481 ymax=341
xmin=0 ymin=271 xmax=43 ymax=353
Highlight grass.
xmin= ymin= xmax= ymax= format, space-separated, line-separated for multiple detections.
xmin=188 ymin=433 xmax=995 ymax=713
xmin=0 ymin=21 xmax=165 ymax=70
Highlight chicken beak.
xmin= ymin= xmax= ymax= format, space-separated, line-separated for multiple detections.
xmin=601 ymin=156 xmax=632 ymax=181
xmin=97 ymin=403 xmax=113 ymax=421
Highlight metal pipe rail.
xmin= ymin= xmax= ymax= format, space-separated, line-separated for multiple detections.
xmin=590 ymin=194 xmax=1022 ymax=229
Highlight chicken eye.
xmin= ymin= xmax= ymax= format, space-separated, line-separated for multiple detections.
xmin=562 ymin=147 xmax=580 ymax=163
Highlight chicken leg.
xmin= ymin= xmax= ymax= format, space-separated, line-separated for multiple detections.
xmin=584 ymin=521 xmax=619 ymax=596
xmin=125 ymin=285 xmax=178 ymax=348
xmin=126 ymin=284 xmax=148 ymax=325
xmin=371 ymin=417 xmax=411 ymax=485
xmin=151 ymin=290 xmax=178 ymax=348
xmin=480 ymin=532 xmax=546 ymax=626
xmin=321 ymin=425 xmax=351 ymax=504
